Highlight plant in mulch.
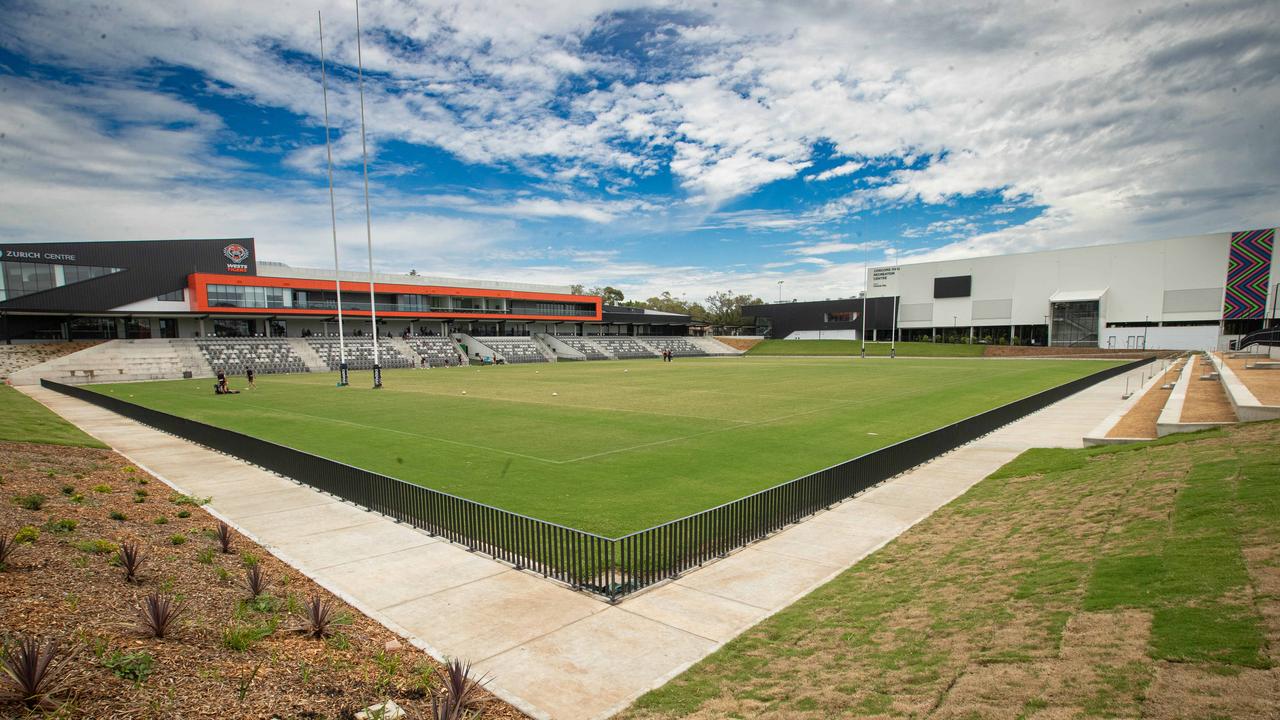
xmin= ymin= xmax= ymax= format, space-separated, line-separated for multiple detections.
xmin=13 ymin=525 xmax=39 ymax=544
xmin=430 ymin=658 xmax=489 ymax=720
xmin=243 ymin=564 xmax=269 ymax=600
xmin=109 ymin=511 xmax=127 ymax=522
xmin=48 ymin=518 xmax=78 ymax=533
xmin=169 ymin=534 xmax=187 ymax=546
xmin=0 ymin=635 xmax=72 ymax=708
xmin=216 ymin=521 xmax=233 ymax=554
xmin=223 ymin=621 xmax=275 ymax=653
xmin=117 ymin=542 xmax=146 ymax=583
xmin=12 ymin=494 xmax=45 ymax=511
xmin=102 ymin=649 xmax=154 ymax=684
xmin=0 ymin=535 xmax=14 ymax=570
xmin=75 ymin=539 xmax=117 ymax=555
xmin=135 ymin=594 xmax=186 ymax=639
xmin=294 ymin=596 xmax=338 ymax=639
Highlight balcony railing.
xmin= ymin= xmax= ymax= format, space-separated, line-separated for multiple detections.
xmin=208 ymin=299 xmax=592 ymax=316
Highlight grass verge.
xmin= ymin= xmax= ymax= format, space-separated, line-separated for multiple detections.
xmin=0 ymin=385 xmax=106 ymax=447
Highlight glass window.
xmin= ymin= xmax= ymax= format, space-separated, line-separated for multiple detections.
xmin=125 ymin=318 xmax=152 ymax=339
xmin=157 ymin=289 xmax=185 ymax=302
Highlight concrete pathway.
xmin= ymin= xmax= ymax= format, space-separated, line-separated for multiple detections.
xmin=18 ymin=373 xmax=1133 ymax=720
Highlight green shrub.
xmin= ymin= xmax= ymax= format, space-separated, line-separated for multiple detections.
xmin=48 ymin=518 xmax=78 ymax=533
xmin=102 ymin=650 xmax=154 ymax=684
xmin=223 ymin=621 xmax=275 ymax=652
xmin=109 ymin=511 xmax=127 ymax=522
xmin=197 ymin=547 xmax=215 ymax=565
xmin=14 ymin=525 xmax=39 ymax=544
xmin=169 ymin=534 xmax=187 ymax=546
xmin=153 ymin=516 xmax=168 ymax=525
xmin=13 ymin=494 xmax=46 ymax=511
xmin=75 ymin=539 xmax=117 ymax=555
xmin=68 ymin=493 xmax=85 ymax=504
xmin=60 ymin=485 xmax=75 ymax=496
xmin=92 ymin=484 xmax=112 ymax=493
xmin=122 ymin=466 xmax=136 ymax=474
xmin=176 ymin=511 xmax=191 ymax=519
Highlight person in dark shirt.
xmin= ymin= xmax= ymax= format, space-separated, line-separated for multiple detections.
xmin=245 ymin=367 xmax=256 ymax=389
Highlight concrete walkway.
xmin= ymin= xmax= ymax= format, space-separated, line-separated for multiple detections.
xmin=18 ymin=373 xmax=1134 ymax=720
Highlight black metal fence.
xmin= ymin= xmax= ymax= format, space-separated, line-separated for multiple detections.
xmin=42 ymin=356 xmax=1150 ymax=602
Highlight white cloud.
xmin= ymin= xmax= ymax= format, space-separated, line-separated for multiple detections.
xmin=786 ymin=240 xmax=887 ymax=257
xmin=806 ymin=161 xmax=864 ymax=182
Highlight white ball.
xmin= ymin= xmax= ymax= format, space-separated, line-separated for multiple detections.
xmin=624 ymin=369 xmax=629 ymax=373
xmin=461 ymin=390 xmax=467 ymax=395
xmin=552 ymin=392 xmax=558 ymax=396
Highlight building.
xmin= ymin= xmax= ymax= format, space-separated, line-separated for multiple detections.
xmin=0 ymin=238 xmax=691 ymax=342
xmin=747 ymin=230 xmax=1277 ymax=350
xmin=741 ymin=297 xmax=897 ymax=341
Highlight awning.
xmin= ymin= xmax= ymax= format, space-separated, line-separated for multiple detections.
xmin=1049 ymin=288 xmax=1108 ymax=303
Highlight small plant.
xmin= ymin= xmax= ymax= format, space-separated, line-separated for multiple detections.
xmin=176 ymin=510 xmax=191 ymax=519
xmin=325 ymin=632 xmax=350 ymax=651
xmin=171 ymin=493 xmax=210 ymax=507
xmin=133 ymin=489 xmax=147 ymax=504
xmin=197 ymin=547 xmax=215 ymax=565
xmin=431 ymin=658 xmax=489 ymax=720
xmin=216 ymin=522 xmax=233 ymax=554
xmin=118 ymin=542 xmax=145 ymax=583
xmin=222 ymin=621 xmax=275 ymax=652
xmin=236 ymin=661 xmax=262 ymax=702
xmin=153 ymin=516 xmax=168 ymax=525
xmin=136 ymin=594 xmax=186 ymax=639
xmin=215 ymin=566 xmax=231 ymax=583
xmin=92 ymin=484 xmax=112 ymax=493
xmin=240 ymin=551 xmax=259 ymax=568
xmin=102 ymin=649 xmax=154 ymax=684
xmin=68 ymin=493 xmax=85 ymax=504
xmin=295 ymin=596 xmax=338 ymax=639
xmin=373 ymin=649 xmax=401 ymax=693
xmin=59 ymin=485 xmax=75 ymax=496
xmin=0 ymin=635 xmax=70 ymax=708
xmin=122 ymin=466 xmax=136 ymax=474
xmin=48 ymin=519 xmax=77 ymax=533
xmin=109 ymin=511 xmax=127 ymax=522
xmin=75 ymin=539 xmax=117 ymax=555
xmin=0 ymin=536 xmax=14 ymax=570
xmin=243 ymin=564 xmax=268 ymax=599
xmin=12 ymin=494 xmax=46 ymax=511
xmin=169 ymin=534 xmax=186 ymax=546
xmin=13 ymin=526 xmax=39 ymax=544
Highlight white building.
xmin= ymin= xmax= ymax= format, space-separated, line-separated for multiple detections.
xmin=865 ymin=229 xmax=1278 ymax=350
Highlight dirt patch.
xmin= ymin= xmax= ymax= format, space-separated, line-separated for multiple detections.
xmin=1107 ymin=362 xmax=1185 ymax=438
xmin=712 ymin=337 xmax=760 ymax=351
xmin=1144 ymin=663 xmax=1280 ymax=719
xmin=0 ymin=441 xmax=524 ymax=719
xmin=1181 ymin=355 xmax=1238 ymax=423
xmin=1221 ymin=353 xmax=1280 ymax=405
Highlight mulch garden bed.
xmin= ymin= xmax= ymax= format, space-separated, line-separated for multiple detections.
xmin=0 ymin=440 xmax=526 ymax=719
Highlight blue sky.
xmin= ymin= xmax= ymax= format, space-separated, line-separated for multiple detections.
xmin=1 ymin=1 xmax=1277 ymax=301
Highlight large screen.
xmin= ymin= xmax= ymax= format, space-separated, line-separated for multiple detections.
xmin=933 ymin=275 xmax=972 ymax=298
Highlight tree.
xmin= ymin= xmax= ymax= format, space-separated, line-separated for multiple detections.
xmin=703 ymin=290 xmax=765 ymax=327
xmin=569 ymin=284 xmax=585 ymax=294
xmin=585 ymin=286 xmax=625 ymax=304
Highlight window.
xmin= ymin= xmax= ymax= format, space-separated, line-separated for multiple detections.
xmin=157 ymin=289 xmax=185 ymax=302
xmin=824 ymin=312 xmax=855 ymax=323
xmin=0 ymin=261 xmax=123 ymax=301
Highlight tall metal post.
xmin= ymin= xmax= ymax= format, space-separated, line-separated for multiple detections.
xmin=354 ymin=0 xmax=381 ymax=388
xmin=318 ymin=11 xmax=348 ymax=386
xmin=860 ymin=263 xmax=867 ymax=359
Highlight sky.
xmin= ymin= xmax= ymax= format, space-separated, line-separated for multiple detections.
xmin=0 ymin=1 xmax=1277 ymax=302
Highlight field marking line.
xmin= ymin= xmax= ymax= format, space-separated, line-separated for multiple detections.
xmin=229 ymin=400 xmax=567 ymax=465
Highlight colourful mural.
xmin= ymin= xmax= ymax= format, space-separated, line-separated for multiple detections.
xmin=1223 ymin=228 xmax=1275 ymax=320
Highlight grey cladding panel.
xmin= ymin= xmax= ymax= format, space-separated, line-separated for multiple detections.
xmin=898 ymin=302 xmax=933 ymax=322
xmin=972 ymin=298 xmax=1013 ymax=320
xmin=1162 ymin=287 xmax=1222 ymax=314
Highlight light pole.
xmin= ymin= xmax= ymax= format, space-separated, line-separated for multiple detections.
xmin=1143 ymin=314 xmax=1149 ymax=350
xmin=1043 ymin=314 xmax=1049 ymax=347
xmin=860 ymin=265 xmax=867 ymax=358
xmin=777 ymin=280 xmax=784 ymax=303
xmin=952 ymin=315 xmax=957 ymax=343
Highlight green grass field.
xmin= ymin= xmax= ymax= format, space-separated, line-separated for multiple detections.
xmin=89 ymin=357 xmax=1118 ymax=536
xmin=625 ymin=422 xmax=1279 ymax=719
xmin=747 ymin=339 xmax=986 ymax=357
xmin=0 ymin=385 xmax=106 ymax=448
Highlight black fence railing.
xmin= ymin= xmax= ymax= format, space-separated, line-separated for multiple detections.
xmin=42 ymin=356 xmax=1150 ymax=602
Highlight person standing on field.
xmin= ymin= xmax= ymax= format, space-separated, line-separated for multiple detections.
xmin=245 ymin=366 xmax=256 ymax=389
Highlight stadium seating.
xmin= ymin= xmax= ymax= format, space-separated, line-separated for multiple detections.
xmin=305 ymin=336 xmax=414 ymax=370
xmin=593 ymin=337 xmax=659 ymax=359
xmin=404 ymin=337 xmax=462 ymax=367
xmin=554 ymin=336 xmax=609 ymax=360
xmin=641 ymin=337 xmax=708 ymax=357
xmin=475 ymin=337 xmax=548 ymax=364
xmin=196 ymin=337 xmax=309 ymax=374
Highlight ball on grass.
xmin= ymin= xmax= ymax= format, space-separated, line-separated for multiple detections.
xmin=552 ymin=392 xmax=558 ymax=396
xmin=624 ymin=369 xmax=629 ymax=373
xmin=461 ymin=390 xmax=467 ymax=395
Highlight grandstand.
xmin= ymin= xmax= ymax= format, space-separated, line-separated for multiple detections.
xmin=195 ymin=337 xmax=308 ymax=375
xmin=475 ymin=336 xmax=549 ymax=364
xmin=403 ymin=336 xmax=461 ymax=367
xmin=553 ymin=335 xmax=610 ymax=360
xmin=305 ymin=336 xmax=414 ymax=370
xmin=591 ymin=336 xmax=658 ymax=359
xmin=643 ymin=336 xmax=708 ymax=357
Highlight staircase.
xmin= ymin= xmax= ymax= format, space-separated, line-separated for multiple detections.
xmin=286 ymin=338 xmax=330 ymax=373
xmin=387 ymin=337 xmax=419 ymax=366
